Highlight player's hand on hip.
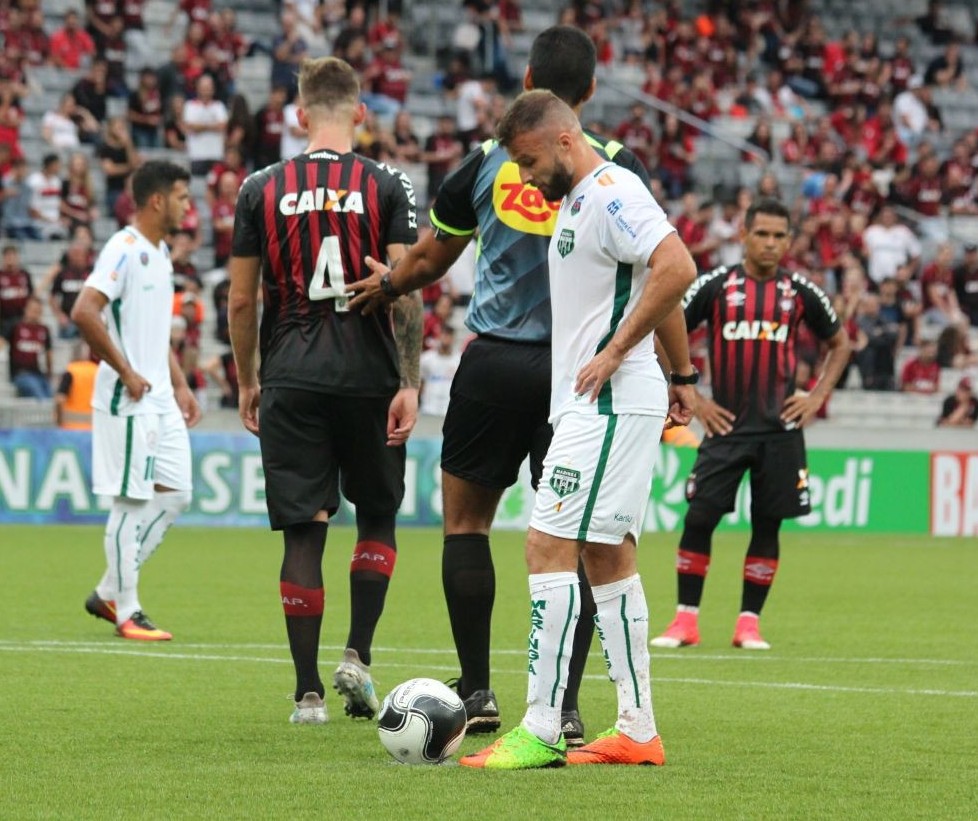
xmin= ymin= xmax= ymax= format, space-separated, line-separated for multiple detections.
xmin=346 ymin=256 xmax=394 ymax=316
xmin=175 ymin=385 xmax=202 ymax=428
xmin=696 ymin=397 xmax=735 ymax=437
xmin=386 ymin=387 xmax=418 ymax=447
xmin=122 ymin=368 xmax=151 ymax=401
xmin=781 ymin=390 xmax=819 ymax=430
xmin=238 ymin=382 xmax=261 ymax=436
xmin=575 ymin=348 xmax=624 ymax=404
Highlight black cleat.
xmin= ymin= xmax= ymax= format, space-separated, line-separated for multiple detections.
xmin=84 ymin=592 xmax=117 ymax=624
xmin=447 ymin=678 xmax=501 ymax=733
xmin=561 ymin=709 xmax=585 ymax=748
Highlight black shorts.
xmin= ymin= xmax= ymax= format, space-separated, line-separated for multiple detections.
xmin=258 ymin=387 xmax=405 ymax=530
xmin=441 ymin=335 xmax=552 ymax=490
xmin=685 ymin=432 xmax=811 ymax=521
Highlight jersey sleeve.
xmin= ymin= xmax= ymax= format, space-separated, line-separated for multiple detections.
xmin=379 ymin=163 xmax=419 ymax=247
xmin=231 ymin=171 xmax=267 ymax=257
xmin=793 ymin=272 xmax=842 ymax=339
xmin=85 ymin=234 xmax=131 ymax=302
xmin=428 ymin=145 xmax=485 ymax=236
xmin=596 ymin=174 xmax=675 ymax=266
xmin=683 ymin=267 xmax=725 ymax=328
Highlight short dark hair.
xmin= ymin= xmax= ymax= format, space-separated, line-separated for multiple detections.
xmin=497 ymin=90 xmax=576 ymax=148
xmin=42 ymin=153 xmax=60 ymax=169
xmin=745 ymin=197 xmax=792 ymax=230
xmin=527 ymin=26 xmax=596 ymax=107
xmin=131 ymin=160 xmax=190 ymax=207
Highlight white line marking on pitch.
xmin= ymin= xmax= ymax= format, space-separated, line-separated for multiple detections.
xmin=1 ymin=639 xmax=973 ymax=667
xmin=0 ymin=643 xmax=975 ymax=698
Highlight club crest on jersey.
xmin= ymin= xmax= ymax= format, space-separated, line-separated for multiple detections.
xmin=557 ymin=228 xmax=575 ymax=258
xmin=550 ymin=466 xmax=580 ymax=497
xmin=140 ymin=252 xmax=149 ymax=266
xmin=278 ymin=188 xmax=365 ymax=216
xmin=571 ymin=195 xmax=584 ymax=215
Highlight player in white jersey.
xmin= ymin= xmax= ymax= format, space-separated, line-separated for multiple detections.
xmin=71 ymin=160 xmax=199 ymax=641
xmin=461 ymin=90 xmax=698 ymax=770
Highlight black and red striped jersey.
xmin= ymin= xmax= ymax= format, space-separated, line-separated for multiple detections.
xmin=683 ymin=264 xmax=840 ymax=434
xmin=232 ymin=149 xmax=417 ymax=396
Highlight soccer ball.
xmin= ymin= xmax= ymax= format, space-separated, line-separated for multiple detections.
xmin=377 ymin=678 xmax=467 ymax=765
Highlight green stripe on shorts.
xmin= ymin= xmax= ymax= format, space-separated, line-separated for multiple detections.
xmin=576 ymin=415 xmax=618 ymax=541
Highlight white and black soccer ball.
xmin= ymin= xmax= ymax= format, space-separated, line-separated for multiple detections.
xmin=377 ymin=678 xmax=467 ymax=765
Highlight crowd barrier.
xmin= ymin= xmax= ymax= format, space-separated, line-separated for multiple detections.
xmin=1 ymin=430 xmax=975 ymax=536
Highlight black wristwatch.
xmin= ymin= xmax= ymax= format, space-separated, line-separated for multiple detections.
xmin=670 ymin=367 xmax=700 ymax=386
xmin=379 ymin=272 xmax=400 ymax=299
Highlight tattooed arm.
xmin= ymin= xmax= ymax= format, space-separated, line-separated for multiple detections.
xmin=385 ymin=245 xmax=423 ymax=446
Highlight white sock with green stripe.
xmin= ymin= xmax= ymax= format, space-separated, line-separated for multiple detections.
xmin=592 ymin=574 xmax=657 ymax=743
xmin=136 ymin=490 xmax=191 ymax=568
xmin=97 ymin=497 xmax=149 ymax=624
xmin=522 ymin=571 xmax=580 ymax=745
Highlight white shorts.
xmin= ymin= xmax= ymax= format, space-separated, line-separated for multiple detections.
xmin=530 ymin=412 xmax=664 ymax=545
xmin=93 ymin=406 xmax=193 ymax=500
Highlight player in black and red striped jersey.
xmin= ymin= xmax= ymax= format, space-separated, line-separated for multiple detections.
xmin=228 ymin=57 xmax=423 ymax=725
xmin=652 ymin=198 xmax=850 ymax=651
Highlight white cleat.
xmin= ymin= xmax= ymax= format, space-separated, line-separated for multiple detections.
xmin=333 ymin=648 xmax=380 ymax=719
xmin=290 ymin=691 xmax=328 ymax=724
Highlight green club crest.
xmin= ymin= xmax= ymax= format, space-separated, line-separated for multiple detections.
xmin=556 ymin=228 xmax=575 ymax=258
xmin=550 ymin=466 xmax=581 ymax=497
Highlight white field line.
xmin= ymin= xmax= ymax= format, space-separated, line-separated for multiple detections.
xmin=1 ymin=642 xmax=975 ymax=698
xmin=1 ymin=639 xmax=974 ymax=667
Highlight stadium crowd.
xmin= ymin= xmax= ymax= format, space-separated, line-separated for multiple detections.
xmin=0 ymin=0 xmax=976 ymax=429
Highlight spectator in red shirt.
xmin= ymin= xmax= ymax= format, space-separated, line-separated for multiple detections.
xmin=0 ymin=244 xmax=32 ymax=341
xmin=614 ymin=103 xmax=656 ymax=173
xmin=920 ymin=242 xmax=966 ymax=327
xmin=362 ymin=38 xmax=412 ymax=119
xmin=211 ymin=170 xmax=238 ymax=268
xmin=8 ymin=295 xmax=52 ymax=398
xmin=900 ymin=339 xmax=941 ymax=393
xmin=937 ymin=377 xmax=978 ymax=428
xmin=899 ymin=154 xmax=944 ymax=218
xmin=253 ymin=85 xmax=288 ymax=171
xmin=658 ymin=112 xmax=693 ymax=199
xmin=49 ymin=9 xmax=96 ymax=69
xmin=422 ymin=293 xmax=455 ymax=350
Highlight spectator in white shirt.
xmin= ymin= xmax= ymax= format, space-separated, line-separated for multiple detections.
xmin=280 ymin=100 xmax=307 ymax=160
xmin=893 ymin=77 xmax=931 ymax=149
xmin=420 ymin=326 xmax=461 ymax=417
xmin=181 ymin=74 xmax=229 ymax=176
xmin=27 ymin=154 xmax=68 ymax=240
xmin=862 ymin=205 xmax=922 ymax=286
xmin=42 ymin=92 xmax=99 ymax=151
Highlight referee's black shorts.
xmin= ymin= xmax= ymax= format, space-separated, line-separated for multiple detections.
xmin=685 ymin=431 xmax=811 ymax=521
xmin=258 ymin=387 xmax=405 ymax=530
xmin=441 ymin=335 xmax=552 ymax=491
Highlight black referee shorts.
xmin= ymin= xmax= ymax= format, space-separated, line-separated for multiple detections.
xmin=441 ymin=335 xmax=552 ymax=491
xmin=258 ymin=387 xmax=405 ymax=530
xmin=685 ymin=431 xmax=811 ymax=521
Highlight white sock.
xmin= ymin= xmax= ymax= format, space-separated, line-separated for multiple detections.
xmin=592 ymin=574 xmax=657 ymax=743
xmin=136 ymin=489 xmax=191 ymax=567
xmin=97 ymin=498 xmax=150 ymax=623
xmin=522 ymin=571 xmax=580 ymax=745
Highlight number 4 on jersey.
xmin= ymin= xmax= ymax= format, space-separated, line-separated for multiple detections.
xmin=309 ymin=235 xmax=350 ymax=312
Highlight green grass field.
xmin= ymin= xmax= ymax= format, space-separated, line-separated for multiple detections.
xmin=2 ymin=525 xmax=976 ymax=820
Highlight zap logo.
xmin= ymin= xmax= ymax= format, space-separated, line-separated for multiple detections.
xmin=492 ymin=162 xmax=560 ymax=236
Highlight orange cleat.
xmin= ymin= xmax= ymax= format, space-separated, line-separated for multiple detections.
xmin=649 ymin=610 xmax=700 ymax=648
xmin=115 ymin=611 xmax=172 ymax=641
xmin=84 ymin=592 xmax=117 ymax=625
xmin=567 ymin=729 xmax=665 ymax=766
xmin=732 ymin=613 xmax=770 ymax=650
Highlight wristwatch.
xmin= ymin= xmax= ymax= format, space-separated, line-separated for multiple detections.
xmin=670 ymin=367 xmax=700 ymax=386
xmin=379 ymin=272 xmax=400 ymax=298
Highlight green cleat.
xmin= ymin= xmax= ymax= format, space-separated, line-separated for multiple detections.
xmin=459 ymin=725 xmax=567 ymax=770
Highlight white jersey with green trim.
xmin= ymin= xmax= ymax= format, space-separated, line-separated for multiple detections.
xmin=86 ymin=226 xmax=176 ymax=416
xmin=547 ymin=162 xmax=675 ymax=420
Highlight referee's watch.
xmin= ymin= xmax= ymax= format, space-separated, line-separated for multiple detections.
xmin=670 ymin=367 xmax=700 ymax=386
xmin=379 ymin=272 xmax=400 ymax=299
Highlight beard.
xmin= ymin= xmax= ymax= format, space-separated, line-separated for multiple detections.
xmin=537 ymin=159 xmax=575 ymax=202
